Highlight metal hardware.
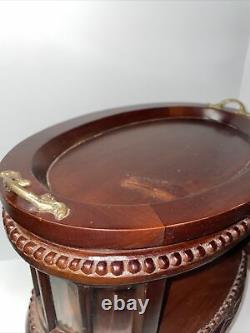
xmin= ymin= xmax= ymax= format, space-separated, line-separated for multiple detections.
xmin=0 ymin=170 xmax=70 ymax=220
xmin=209 ymin=98 xmax=248 ymax=116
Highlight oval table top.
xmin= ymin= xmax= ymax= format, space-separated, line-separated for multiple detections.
xmin=1 ymin=103 xmax=250 ymax=250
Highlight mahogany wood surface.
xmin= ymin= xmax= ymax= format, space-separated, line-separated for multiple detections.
xmin=26 ymin=248 xmax=247 ymax=333
xmin=159 ymin=249 xmax=247 ymax=333
xmin=37 ymin=271 xmax=57 ymax=331
xmin=1 ymin=104 xmax=249 ymax=333
xmin=3 ymin=201 xmax=250 ymax=285
xmin=1 ymin=104 xmax=250 ymax=251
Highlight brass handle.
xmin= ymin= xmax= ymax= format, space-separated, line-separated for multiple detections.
xmin=0 ymin=170 xmax=70 ymax=220
xmin=209 ymin=98 xmax=248 ymax=116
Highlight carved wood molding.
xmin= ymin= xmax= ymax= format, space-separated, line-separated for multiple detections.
xmin=3 ymin=210 xmax=250 ymax=285
xmin=26 ymin=251 xmax=247 ymax=333
xmin=198 ymin=250 xmax=247 ymax=333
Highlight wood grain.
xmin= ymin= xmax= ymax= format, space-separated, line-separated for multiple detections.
xmin=1 ymin=104 xmax=250 ymax=249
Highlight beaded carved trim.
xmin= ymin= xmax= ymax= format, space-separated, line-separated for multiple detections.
xmin=3 ymin=211 xmax=250 ymax=284
xmin=26 ymin=251 xmax=247 ymax=333
xmin=198 ymin=250 xmax=247 ymax=333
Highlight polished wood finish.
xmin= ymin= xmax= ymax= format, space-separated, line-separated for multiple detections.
xmin=49 ymin=119 xmax=249 ymax=207
xmin=26 ymin=249 xmax=247 ymax=333
xmin=159 ymin=249 xmax=247 ymax=333
xmin=30 ymin=266 xmax=40 ymax=298
xmin=1 ymin=103 xmax=250 ymax=333
xmin=90 ymin=280 xmax=166 ymax=333
xmin=3 ymin=211 xmax=249 ymax=285
xmin=37 ymin=271 xmax=57 ymax=331
xmin=27 ymin=273 xmax=166 ymax=333
xmin=1 ymin=104 xmax=250 ymax=250
xmin=78 ymin=286 xmax=93 ymax=333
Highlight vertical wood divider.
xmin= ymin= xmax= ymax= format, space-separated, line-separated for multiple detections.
xmin=30 ymin=266 xmax=40 ymax=297
xmin=37 ymin=271 xmax=57 ymax=332
xmin=133 ymin=279 xmax=167 ymax=333
xmin=132 ymin=283 xmax=146 ymax=333
xmin=78 ymin=285 xmax=93 ymax=333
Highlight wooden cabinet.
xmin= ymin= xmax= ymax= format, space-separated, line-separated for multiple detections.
xmin=1 ymin=99 xmax=249 ymax=332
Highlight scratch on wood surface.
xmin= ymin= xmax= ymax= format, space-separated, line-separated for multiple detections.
xmin=121 ymin=176 xmax=177 ymax=202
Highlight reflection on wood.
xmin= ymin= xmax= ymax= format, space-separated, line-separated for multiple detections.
xmin=30 ymin=267 xmax=40 ymax=297
xmin=46 ymin=277 xmax=166 ymax=333
xmin=139 ymin=279 xmax=167 ymax=333
xmin=78 ymin=286 xmax=93 ymax=333
xmin=37 ymin=271 xmax=57 ymax=331
xmin=93 ymin=287 xmax=134 ymax=333
xmin=50 ymin=276 xmax=83 ymax=333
